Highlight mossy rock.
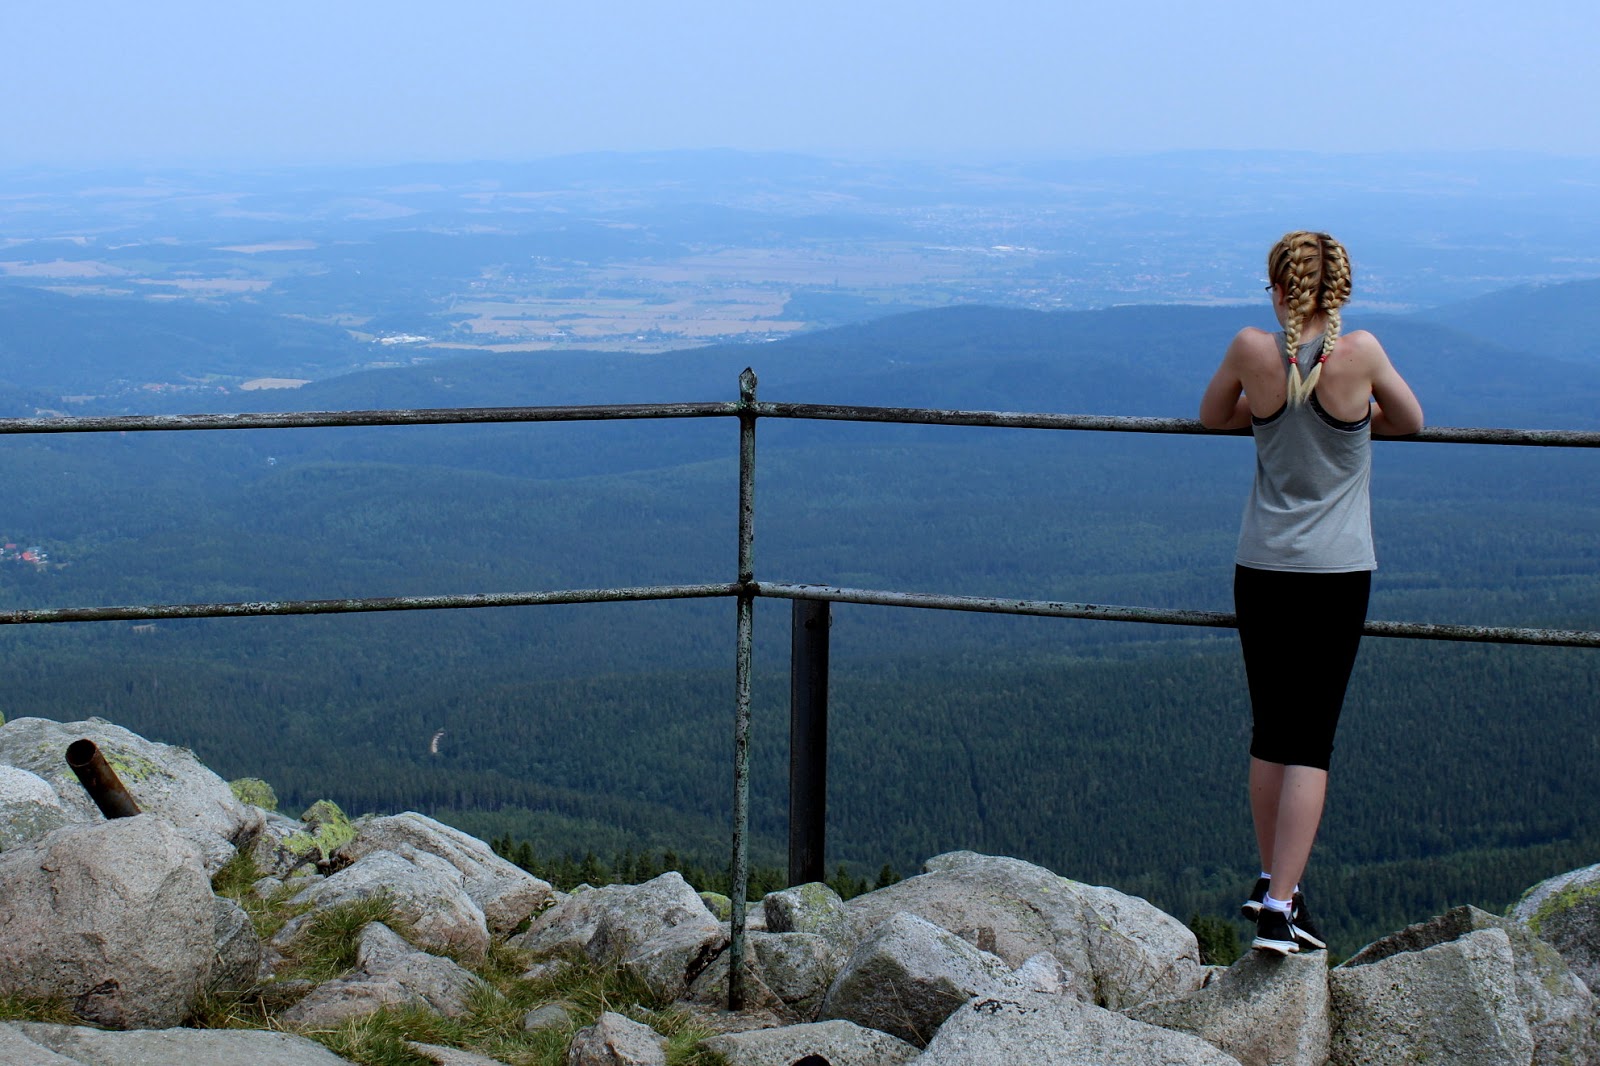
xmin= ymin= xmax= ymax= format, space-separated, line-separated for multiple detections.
xmin=700 ymin=891 xmax=733 ymax=921
xmin=229 ymin=777 xmax=278 ymax=811
xmin=284 ymin=799 xmax=356 ymax=857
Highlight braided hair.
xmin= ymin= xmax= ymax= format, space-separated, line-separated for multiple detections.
xmin=1268 ymin=231 xmax=1353 ymax=406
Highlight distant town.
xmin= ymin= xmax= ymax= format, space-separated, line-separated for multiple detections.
xmin=1 ymin=542 xmax=51 ymax=567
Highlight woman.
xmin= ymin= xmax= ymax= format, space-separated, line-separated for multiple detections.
xmin=1199 ymin=230 xmax=1423 ymax=955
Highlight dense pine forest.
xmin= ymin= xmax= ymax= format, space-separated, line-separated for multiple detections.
xmin=3 ymin=292 xmax=1599 ymax=956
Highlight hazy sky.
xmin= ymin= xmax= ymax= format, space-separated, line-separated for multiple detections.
xmin=4 ymin=0 xmax=1597 ymax=166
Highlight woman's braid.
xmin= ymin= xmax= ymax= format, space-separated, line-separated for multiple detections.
xmin=1270 ymin=232 xmax=1327 ymax=405
xmin=1296 ymin=233 xmax=1353 ymax=402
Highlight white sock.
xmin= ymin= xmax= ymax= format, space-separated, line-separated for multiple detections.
xmin=1259 ymin=871 xmax=1271 ymax=881
xmin=1263 ymin=894 xmax=1294 ymax=915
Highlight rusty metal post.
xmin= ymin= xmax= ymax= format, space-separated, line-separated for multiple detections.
xmin=66 ymin=740 xmax=142 ymax=819
xmin=789 ymin=597 xmax=830 ymax=886
xmin=729 ymin=367 xmax=758 ymax=1011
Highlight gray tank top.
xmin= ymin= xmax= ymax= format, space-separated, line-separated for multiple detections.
xmin=1235 ymin=332 xmax=1376 ymax=573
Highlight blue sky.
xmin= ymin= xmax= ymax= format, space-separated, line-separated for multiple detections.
xmin=4 ymin=0 xmax=1597 ymax=166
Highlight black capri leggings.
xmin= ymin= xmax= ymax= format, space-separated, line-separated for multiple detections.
xmin=1234 ymin=564 xmax=1372 ymax=771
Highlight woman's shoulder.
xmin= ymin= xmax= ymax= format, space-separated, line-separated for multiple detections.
xmin=1333 ymin=329 xmax=1388 ymax=362
xmin=1227 ymin=326 xmax=1281 ymax=363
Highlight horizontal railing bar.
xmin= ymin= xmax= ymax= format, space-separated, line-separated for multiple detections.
xmin=758 ymin=581 xmax=1237 ymax=627
xmin=753 ymin=403 xmax=1600 ymax=448
xmin=2 ymin=401 xmax=1596 ymax=448
xmin=0 ymin=402 xmax=741 ymax=435
xmin=755 ymin=583 xmax=1600 ymax=648
xmin=1358 ymin=618 xmax=1600 ymax=648
xmin=0 ymin=583 xmax=742 ymax=626
xmin=6 ymin=577 xmax=1597 ymax=648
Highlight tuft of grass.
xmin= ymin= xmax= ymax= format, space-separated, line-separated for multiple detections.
xmin=303 ymin=1009 xmax=437 ymax=1066
xmin=291 ymin=946 xmax=731 ymax=1066
xmin=643 ymin=1005 xmax=730 ymax=1066
xmin=284 ymin=894 xmax=406 ymax=984
xmin=187 ymin=987 xmax=283 ymax=1031
xmin=212 ymin=848 xmax=264 ymax=898
xmin=0 ymin=994 xmax=77 ymax=1024
xmin=211 ymin=848 xmax=311 ymax=944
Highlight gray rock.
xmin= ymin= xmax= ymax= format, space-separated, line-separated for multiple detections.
xmin=282 ymin=922 xmax=483 ymax=1027
xmin=0 ymin=717 xmax=263 ymax=847
xmin=523 ymin=1001 xmax=574 ymax=1031
xmin=916 ymin=988 xmax=1242 ymax=1064
xmin=405 ymin=1041 xmax=509 ymax=1065
xmin=513 ymin=872 xmax=717 ymax=963
xmin=1128 ymin=950 xmax=1328 ymax=1066
xmin=843 ymin=851 xmax=1203 ymax=1010
xmin=10 ymin=1021 xmax=358 ymax=1064
xmin=209 ymin=896 xmax=264 ymax=997
xmin=698 ymin=1018 xmax=920 ymax=1065
xmin=0 ymin=1022 xmax=84 ymax=1066
xmin=817 ymin=911 xmax=1013 ymax=1047
xmin=287 ymin=845 xmax=490 ymax=963
xmin=336 ymin=812 xmax=553 ymax=935
xmin=0 ymin=765 xmax=71 ymax=851
xmin=750 ymin=932 xmax=845 ymax=1020
xmin=174 ymin=825 xmax=239 ymax=878
xmin=1511 ymin=861 xmax=1600 ymax=992
xmin=684 ymin=942 xmax=787 ymax=1017
xmin=252 ymin=874 xmax=286 ymax=899
xmin=249 ymin=810 xmax=326 ymax=878
xmin=0 ymin=815 xmax=215 ymax=1029
xmin=1346 ymin=904 xmax=1598 ymax=1066
xmin=566 ymin=1011 xmax=667 ymax=1065
xmin=621 ymin=921 xmax=728 ymax=1002
xmin=1003 ymin=951 xmax=1071 ymax=995
xmin=684 ymin=930 xmax=846 ymax=1022
xmin=762 ymin=882 xmax=847 ymax=939
xmin=518 ymin=957 xmax=572 ymax=984
xmin=1329 ymin=926 xmax=1534 ymax=1066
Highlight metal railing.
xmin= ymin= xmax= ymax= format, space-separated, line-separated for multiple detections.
xmin=4 ymin=368 xmax=1599 ymax=1007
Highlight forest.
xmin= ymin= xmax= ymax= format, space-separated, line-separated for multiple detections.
xmin=1 ymin=292 xmax=1598 ymax=956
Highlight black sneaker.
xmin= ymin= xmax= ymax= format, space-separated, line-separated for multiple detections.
xmin=1251 ymin=908 xmax=1300 ymax=955
xmin=1239 ymin=876 xmax=1271 ymax=920
xmin=1290 ymin=893 xmax=1327 ymax=951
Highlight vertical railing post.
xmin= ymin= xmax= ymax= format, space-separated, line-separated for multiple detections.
xmin=788 ymin=598 xmax=830 ymax=886
xmin=728 ymin=367 xmax=758 ymax=1011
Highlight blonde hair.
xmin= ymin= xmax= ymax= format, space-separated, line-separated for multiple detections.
xmin=1268 ymin=231 xmax=1352 ymax=406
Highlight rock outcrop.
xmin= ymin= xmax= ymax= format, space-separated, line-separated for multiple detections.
xmin=0 ymin=815 xmax=217 ymax=1029
xmin=841 ymin=850 xmax=1205 ymax=1009
xmin=1512 ymin=861 xmax=1600 ymax=992
xmin=5 ymin=715 xmax=1600 ymax=1066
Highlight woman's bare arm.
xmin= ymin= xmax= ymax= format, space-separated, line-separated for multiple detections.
xmin=1367 ymin=341 xmax=1423 ymax=436
xmin=1200 ymin=333 xmax=1257 ymax=430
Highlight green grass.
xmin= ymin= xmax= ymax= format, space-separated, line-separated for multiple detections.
xmin=0 ymin=995 xmax=77 ymax=1024
xmin=207 ymin=851 xmax=727 ymax=1065
xmin=300 ymin=951 xmax=728 ymax=1066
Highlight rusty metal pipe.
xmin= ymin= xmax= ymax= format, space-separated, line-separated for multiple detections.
xmin=66 ymin=740 xmax=142 ymax=819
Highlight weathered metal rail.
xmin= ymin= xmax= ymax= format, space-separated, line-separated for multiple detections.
xmin=4 ymin=373 xmax=1599 ymax=1011
xmin=755 ymin=583 xmax=1600 ymax=649
xmin=0 ymin=402 xmax=739 ymax=435
xmin=5 ymin=402 xmax=1600 ymax=448
xmin=0 ymin=584 xmax=740 ymax=626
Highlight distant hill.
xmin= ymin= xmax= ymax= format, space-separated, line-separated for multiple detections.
xmin=0 ymin=285 xmax=366 ymax=398
xmin=8 ymin=275 xmax=1600 ymax=432
xmin=264 ymin=301 xmax=1600 ymax=433
xmin=1412 ymin=278 xmax=1600 ymax=364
